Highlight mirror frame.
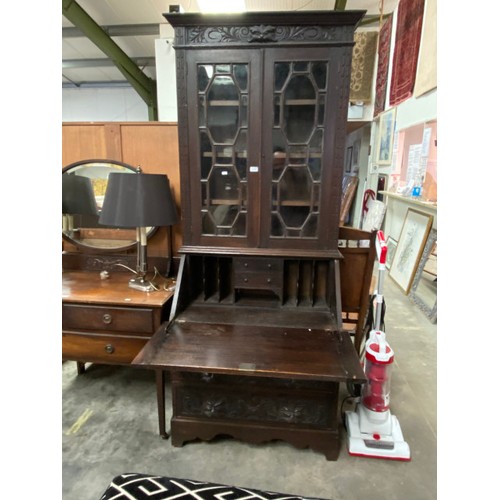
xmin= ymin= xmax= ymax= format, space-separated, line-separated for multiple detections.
xmin=409 ymin=228 xmax=437 ymax=323
xmin=62 ymin=158 xmax=158 ymax=252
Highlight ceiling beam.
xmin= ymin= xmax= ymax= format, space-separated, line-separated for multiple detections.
xmin=63 ymin=57 xmax=156 ymax=69
xmin=63 ymin=23 xmax=161 ymax=38
xmin=62 ymin=0 xmax=157 ymax=120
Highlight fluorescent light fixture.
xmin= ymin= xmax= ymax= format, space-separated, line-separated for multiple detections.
xmin=197 ymin=0 xmax=246 ymax=13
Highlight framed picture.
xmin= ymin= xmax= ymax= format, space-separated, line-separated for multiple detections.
xmin=352 ymin=140 xmax=360 ymax=172
xmin=389 ymin=209 xmax=433 ymax=294
xmin=385 ymin=236 xmax=397 ymax=271
xmin=345 ymin=146 xmax=353 ymax=173
xmin=409 ymin=228 xmax=437 ymax=323
xmin=376 ymin=107 xmax=397 ymax=165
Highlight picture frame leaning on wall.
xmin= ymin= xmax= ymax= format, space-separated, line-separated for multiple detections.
xmin=389 ymin=208 xmax=434 ymax=295
xmin=376 ymin=107 xmax=397 ymax=165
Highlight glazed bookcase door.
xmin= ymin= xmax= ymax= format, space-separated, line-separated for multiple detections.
xmin=260 ymin=47 xmax=345 ymax=251
xmin=186 ymin=49 xmax=262 ymax=248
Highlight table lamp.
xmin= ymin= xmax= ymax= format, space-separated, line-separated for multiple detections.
xmin=98 ymin=169 xmax=179 ymax=292
xmin=62 ymin=174 xmax=98 ymax=233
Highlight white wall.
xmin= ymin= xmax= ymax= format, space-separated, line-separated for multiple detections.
xmin=156 ymin=24 xmax=178 ymax=121
xmin=62 ymin=22 xmax=178 ymax=123
xmin=62 ymin=86 xmax=149 ymax=122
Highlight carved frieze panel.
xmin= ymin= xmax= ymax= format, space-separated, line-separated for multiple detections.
xmin=183 ymin=25 xmax=349 ymax=46
xmin=178 ymin=388 xmax=331 ymax=426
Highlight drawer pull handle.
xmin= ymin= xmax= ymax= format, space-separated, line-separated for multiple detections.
xmin=244 ymin=262 xmax=248 ymax=267
xmin=267 ymin=278 xmax=272 ymax=283
xmin=102 ymin=313 xmax=113 ymax=325
xmin=268 ymin=264 xmax=272 ymax=268
xmin=244 ymin=278 xmax=248 ymax=283
xmin=105 ymin=344 xmax=115 ymax=354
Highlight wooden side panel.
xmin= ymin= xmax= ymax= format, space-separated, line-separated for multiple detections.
xmin=62 ymin=124 xmax=108 ymax=165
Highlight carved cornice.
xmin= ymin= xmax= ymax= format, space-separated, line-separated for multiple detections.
xmin=180 ymin=24 xmax=350 ymax=46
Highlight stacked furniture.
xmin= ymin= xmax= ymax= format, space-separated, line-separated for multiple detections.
xmin=134 ymin=10 xmax=367 ymax=461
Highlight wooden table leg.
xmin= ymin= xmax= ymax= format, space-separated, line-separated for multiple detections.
xmin=76 ymin=361 xmax=86 ymax=374
xmin=156 ymin=369 xmax=169 ymax=439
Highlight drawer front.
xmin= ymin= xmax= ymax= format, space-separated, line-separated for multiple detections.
xmin=233 ymin=272 xmax=281 ymax=289
xmin=233 ymin=257 xmax=283 ymax=274
xmin=62 ymin=304 xmax=155 ymax=334
xmin=233 ymin=257 xmax=283 ymax=291
xmin=62 ymin=332 xmax=148 ymax=364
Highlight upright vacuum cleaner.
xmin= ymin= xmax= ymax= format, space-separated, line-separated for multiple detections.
xmin=345 ymin=230 xmax=411 ymax=461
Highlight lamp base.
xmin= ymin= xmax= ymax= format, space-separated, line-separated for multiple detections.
xmin=129 ymin=276 xmax=155 ymax=292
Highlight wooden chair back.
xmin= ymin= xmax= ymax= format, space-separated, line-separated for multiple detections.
xmin=338 ymin=226 xmax=377 ymax=355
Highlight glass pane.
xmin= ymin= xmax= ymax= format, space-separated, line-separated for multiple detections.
xmin=302 ymin=214 xmax=318 ymax=237
xmin=208 ymin=166 xmax=239 ymax=200
xmin=274 ymin=63 xmax=290 ymax=91
xmin=288 ymin=145 xmax=307 ymax=165
xmin=215 ymin=145 xmax=233 ymax=165
xmin=284 ymin=76 xmax=316 ymax=144
xmin=216 ymin=64 xmax=231 ymax=73
xmin=271 ymin=213 xmax=285 ymax=237
xmin=198 ymin=65 xmax=212 ymax=92
xmin=234 ymin=130 xmax=248 ymax=180
xmin=209 ymin=205 xmax=239 ymax=229
xmin=280 ymin=167 xmax=311 ymax=202
xmin=273 ymin=94 xmax=281 ymax=127
xmin=233 ymin=64 xmax=248 ymax=91
xmin=202 ymin=211 xmax=216 ymax=234
xmin=280 ymin=206 xmax=309 ymax=228
xmin=270 ymin=60 xmax=327 ymax=240
xmin=200 ymin=131 xmax=212 ymax=180
xmin=308 ymin=157 xmax=322 ymax=181
xmin=318 ymin=94 xmax=325 ymax=126
xmin=198 ymin=63 xmax=248 ymax=238
xmin=312 ymin=62 xmax=327 ymax=90
xmin=293 ymin=61 xmax=309 ymax=72
xmin=233 ymin=212 xmax=246 ymax=236
xmin=198 ymin=96 xmax=206 ymax=126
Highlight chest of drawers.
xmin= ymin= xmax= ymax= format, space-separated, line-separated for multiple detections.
xmin=62 ymin=271 xmax=174 ymax=372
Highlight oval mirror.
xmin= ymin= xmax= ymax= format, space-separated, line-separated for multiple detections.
xmin=62 ymin=159 xmax=156 ymax=251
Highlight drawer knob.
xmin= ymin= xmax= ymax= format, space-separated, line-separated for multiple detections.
xmin=102 ymin=313 xmax=113 ymax=325
xmin=104 ymin=344 xmax=115 ymax=354
xmin=268 ymin=263 xmax=272 ymax=268
xmin=267 ymin=278 xmax=272 ymax=283
xmin=244 ymin=262 xmax=248 ymax=267
xmin=244 ymin=278 xmax=248 ymax=283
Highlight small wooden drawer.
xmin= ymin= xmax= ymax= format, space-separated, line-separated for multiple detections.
xmin=233 ymin=257 xmax=283 ymax=274
xmin=233 ymin=258 xmax=283 ymax=288
xmin=63 ymin=332 xmax=148 ymax=364
xmin=62 ymin=304 xmax=155 ymax=334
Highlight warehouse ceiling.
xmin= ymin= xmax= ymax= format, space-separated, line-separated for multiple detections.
xmin=62 ymin=0 xmax=399 ymax=90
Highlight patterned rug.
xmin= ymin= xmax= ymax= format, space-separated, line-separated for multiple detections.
xmin=373 ymin=15 xmax=393 ymax=117
xmin=100 ymin=473 xmax=328 ymax=500
xmin=349 ymin=31 xmax=378 ymax=103
xmin=389 ymin=0 xmax=426 ymax=106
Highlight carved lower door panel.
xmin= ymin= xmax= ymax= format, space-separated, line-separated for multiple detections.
xmin=170 ymin=371 xmax=341 ymax=460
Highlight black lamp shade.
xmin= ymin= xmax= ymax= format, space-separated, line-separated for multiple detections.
xmin=62 ymin=174 xmax=98 ymax=215
xmin=98 ymin=172 xmax=179 ymax=228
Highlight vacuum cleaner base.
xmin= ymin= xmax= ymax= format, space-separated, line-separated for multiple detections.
xmin=345 ymin=407 xmax=411 ymax=461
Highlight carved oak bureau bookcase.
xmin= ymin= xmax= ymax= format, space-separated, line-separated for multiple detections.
xmin=133 ymin=10 xmax=367 ymax=461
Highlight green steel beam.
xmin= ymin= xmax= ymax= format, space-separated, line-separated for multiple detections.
xmin=62 ymin=0 xmax=157 ymax=120
xmin=334 ymin=0 xmax=347 ymax=11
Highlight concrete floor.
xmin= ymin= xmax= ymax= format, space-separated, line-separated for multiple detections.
xmin=62 ymin=273 xmax=437 ymax=500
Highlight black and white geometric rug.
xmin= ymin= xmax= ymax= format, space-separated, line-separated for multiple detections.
xmin=100 ymin=473 xmax=328 ymax=500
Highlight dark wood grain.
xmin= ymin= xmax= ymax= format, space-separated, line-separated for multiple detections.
xmin=133 ymin=320 xmax=365 ymax=383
